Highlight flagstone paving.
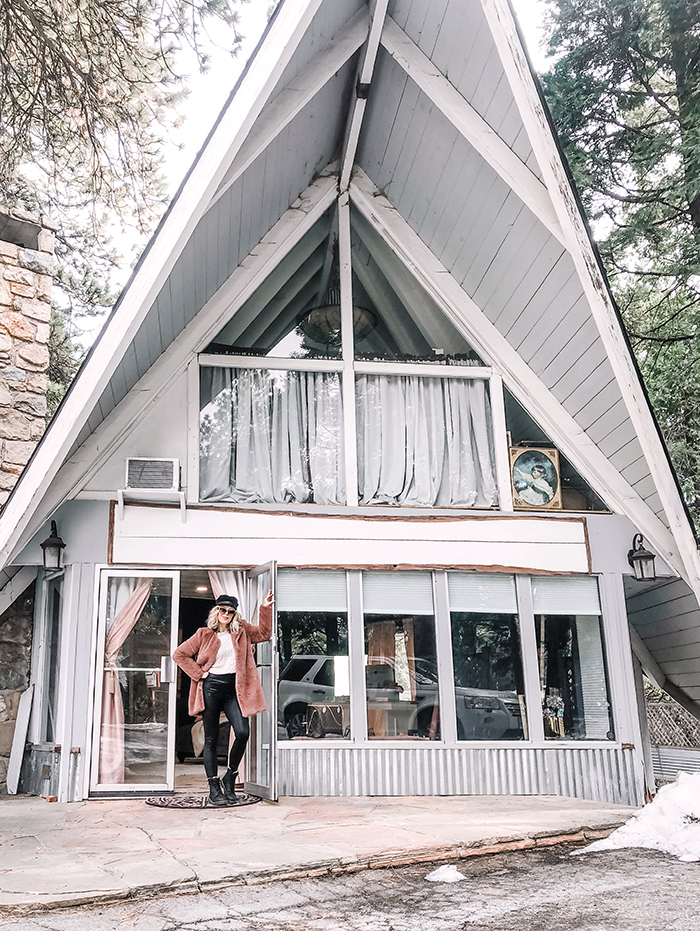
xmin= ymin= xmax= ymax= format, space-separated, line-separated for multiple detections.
xmin=0 ymin=794 xmax=635 ymax=915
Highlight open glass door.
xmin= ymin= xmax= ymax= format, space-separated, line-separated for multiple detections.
xmin=90 ymin=569 xmax=180 ymax=793
xmin=244 ymin=561 xmax=278 ymax=801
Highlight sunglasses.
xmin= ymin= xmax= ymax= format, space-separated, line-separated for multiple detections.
xmin=218 ymin=606 xmax=236 ymax=616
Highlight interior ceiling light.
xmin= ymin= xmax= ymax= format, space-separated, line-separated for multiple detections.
xmin=196 ymin=585 xmax=209 ymax=592
xmin=299 ymin=284 xmax=376 ymax=346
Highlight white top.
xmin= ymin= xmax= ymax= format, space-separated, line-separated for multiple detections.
xmin=209 ymin=631 xmax=237 ymax=674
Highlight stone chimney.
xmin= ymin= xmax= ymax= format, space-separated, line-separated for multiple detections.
xmin=0 ymin=208 xmax=56 ymax=506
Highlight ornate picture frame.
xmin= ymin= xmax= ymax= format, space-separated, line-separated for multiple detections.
xmin=509 ymin=447 xmax=562 ymax=510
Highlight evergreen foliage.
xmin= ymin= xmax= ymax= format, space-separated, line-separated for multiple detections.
xmin=0 ymin=0 xmax=247 ymax=412
xmin=541 ymin=0 xmax=700 ymax=522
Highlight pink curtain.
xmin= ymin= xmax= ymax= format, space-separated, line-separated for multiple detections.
xmin=98 ymin=578 xmax=153 ymax=784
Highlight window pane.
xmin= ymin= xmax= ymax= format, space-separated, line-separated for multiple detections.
xmin=277 ymin=570 xmax=350 ymax=741
xmin=356 ymin=374 xmax=498 ymax=507
xmin=449 ymin=573 xmax=526 ymax=741
xmin=363 ymin=571 xmax=440 ymax=740
xmin=200 ymin=367 xmax=345 ymax=504
xmin=537 ymin=612 xmax=615 ymax=740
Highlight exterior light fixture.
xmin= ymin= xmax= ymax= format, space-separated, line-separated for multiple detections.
xmin=196 ymin=586 xmax=208 ymax=592
xmin=627 ymin=533 xmax=656 ymax=581
xmin=40 ymin=520 xmax=66 ymax=571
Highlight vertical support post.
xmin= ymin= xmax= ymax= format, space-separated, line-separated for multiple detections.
xmin=515 ymin=575 xmax=545 ymax=744
xmin=347 ymin=570 xmax=366 ymax=742
xmin=489 ymin=372 xmax=513 ymax=511
xmin=339 ymin=192 xmax=359 ymax=506
xmin=433 ymin=571 xmax=458 ymax=743
xmin=598 ymin=572 xmax=647 ymax=804
xmin=186 ymin=359 xmax=200 ymax=504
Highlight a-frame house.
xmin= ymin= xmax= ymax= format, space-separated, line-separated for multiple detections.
xmin=2 ymin=0 xmax=699 ymax=805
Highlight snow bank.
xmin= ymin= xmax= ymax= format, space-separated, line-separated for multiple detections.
xmin=575 ymin=771 xmax=700 ymax=862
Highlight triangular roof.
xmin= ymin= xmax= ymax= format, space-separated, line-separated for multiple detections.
xmin=2 ymin=0 xmax=700 ymax=705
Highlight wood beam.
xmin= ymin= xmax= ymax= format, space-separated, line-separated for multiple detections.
xmin=4 ymin=173 xmax=338 ymax=562
xmin=380 ymin=16 xmax=564 ymax=246
xmin=481 ymin=0 xmax=700 ymax=597
xmin=339 ymin=0 xmax=390 ymax=192
xmin=349 ymin=167 xmax=683 ymax=578
xmin=0 ymin=566 xmax=37 ymax=616
xmin=208 ymin=9 xmax=368 ymax=214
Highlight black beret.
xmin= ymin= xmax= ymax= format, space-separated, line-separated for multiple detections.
xmin=214 ymin=594 xmax=239 ymax=610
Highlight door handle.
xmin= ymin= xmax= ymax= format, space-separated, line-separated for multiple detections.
xmin=160 ymin=656 xmax=176 ymax=683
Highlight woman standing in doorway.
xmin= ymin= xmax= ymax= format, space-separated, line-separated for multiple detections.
xmin=173 ymin=591 xmax=274 ymax=806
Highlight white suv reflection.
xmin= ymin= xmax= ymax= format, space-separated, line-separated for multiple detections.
xmin=278 ymin=655 xmax=522 ymax=740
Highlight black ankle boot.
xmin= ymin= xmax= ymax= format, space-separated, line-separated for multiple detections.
xmin=221 ymin=769 xmax=238 ymax=804
xmin=208 ymin=777 xmax=228 ymax=807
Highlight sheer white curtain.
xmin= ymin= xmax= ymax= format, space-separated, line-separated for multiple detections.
xmin=200 ymin=367 xmax=345 ymax=504
xmin=208 ymin=570 xmax=259 ymax=626
xmin=356 ymin=374 xmax=498 ymax=506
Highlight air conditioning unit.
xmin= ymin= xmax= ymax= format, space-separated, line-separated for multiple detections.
xmin=125 ymin=458 xmax=180 ymax=491
xmin=118 ymin=458 xmax=186 ymax=522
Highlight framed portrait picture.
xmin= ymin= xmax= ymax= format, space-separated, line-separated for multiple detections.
xmin=509 ymin=447 xmax=562 ymax=510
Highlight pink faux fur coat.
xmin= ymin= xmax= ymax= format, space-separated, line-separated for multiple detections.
xmin=172 ymin=603 xmax=272 ymax=717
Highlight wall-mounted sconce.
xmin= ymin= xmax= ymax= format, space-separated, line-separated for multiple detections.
xmin=40 ymin=520 xmax=65 ymax=571
xmin=628 ymin=533 xmax=656 ymax=581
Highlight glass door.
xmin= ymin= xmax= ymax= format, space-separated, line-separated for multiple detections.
xmin=90 ymin=569 xmax=180 ymax=793
xmin=244 ymin=561 xmax=278 ymax=801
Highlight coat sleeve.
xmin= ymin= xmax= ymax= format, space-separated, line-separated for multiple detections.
xmin=173 ymin=628 xmax=206 ymax=681
xmin=244 ymin=601 xmax=273 ymax=644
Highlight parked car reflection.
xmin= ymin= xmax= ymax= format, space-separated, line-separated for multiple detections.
xmin=278 ymin=655 xmax=523 ymax=740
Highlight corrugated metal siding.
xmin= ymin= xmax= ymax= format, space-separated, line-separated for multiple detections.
xmin=278 ymin=746 xmax=643 ymax=806
xmin=651 ymin=747 xmax=700 ymax=782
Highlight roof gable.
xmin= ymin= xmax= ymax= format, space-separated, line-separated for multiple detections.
xmin=2 ymin=1 xmax=699 ymax=628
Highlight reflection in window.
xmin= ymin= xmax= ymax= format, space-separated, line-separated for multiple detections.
xmin=363 ymin=572 xmax=440 ymax=740
xmin=199 ymin=367 xmax=345 ymax=504
xmin=277 ymin=570 xmax=350 ymax=740
xmin=532 ymin=577 xmax=614 ymax=741
xmin=449 ymin=574 xmax=526 ymax=741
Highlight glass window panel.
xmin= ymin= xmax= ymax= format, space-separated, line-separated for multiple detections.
xmin=449 ymin=573 xmax=526 ymax=741
xmin=199 ymin=367 xmax=345 ymax=504
xmin=356 ymin=374 xmax=498 ymax=507
xmin=537 ymin=608 xmax=615 ymax=741
xmin=363 ymin=571 xmax=440 ymax=740
xmin=41 ymin=577 xmax=63 ymax=743
xmin=205 ymin=210 xmax=339 ymax=360
xmin=103 ymin=674 xmax=169 ymax=784
xmin=277 ymin=570 xmax=350 ymax=741
xmin=532 ymin=576 xmax=601 ymax=615
xmin=448 ymin=573 xmax=517 ymax=613
xmin=363 ymin=570 xmax=434 ymax=615
xmin=350 ymin=209 xmax=482 ymax=363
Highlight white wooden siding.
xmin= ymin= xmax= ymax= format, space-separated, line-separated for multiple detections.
xmin=111 ymin=504 xmax=590 ymax=573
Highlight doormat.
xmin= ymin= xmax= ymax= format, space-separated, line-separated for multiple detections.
xmin=146 ymin=793 xmax=263 ymax=809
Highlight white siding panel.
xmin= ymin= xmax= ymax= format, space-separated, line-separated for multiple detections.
xmin=269 ymin=0 xmax=365 ymax=104
xmin=609 ymin=436 xmax=646 ymax=472
xmin=644 ymin=625 xmax=700 ymax=653
xmin=517 ymin=295 xmax=590 ymax=371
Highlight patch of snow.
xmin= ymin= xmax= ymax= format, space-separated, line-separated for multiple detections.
xmin=425 ymin=864 xmax=466 ymax=883
xmin=574 ymin=771 xmax=700 ymax=862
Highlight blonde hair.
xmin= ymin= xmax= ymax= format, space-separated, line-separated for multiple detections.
xmin=207 ymin=605 xmax=241 ymax=633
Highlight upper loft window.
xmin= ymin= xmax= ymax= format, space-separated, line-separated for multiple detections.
xmin=198 ymin=204 xmax=498 ymax=508
xmin=504 ymin=389 xmax=608 ymax=512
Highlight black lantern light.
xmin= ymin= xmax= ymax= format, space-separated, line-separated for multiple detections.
xmin=627 ymin=533 xmax=656 ymax=582
xmin=40 ymin=520 xmax=66 ymax=571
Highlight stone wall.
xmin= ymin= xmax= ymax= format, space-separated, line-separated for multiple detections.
xmin=0 ymin=207 xmax=56 ymax=506
xmin=0 ymin=580 xmax=35 ymax=791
